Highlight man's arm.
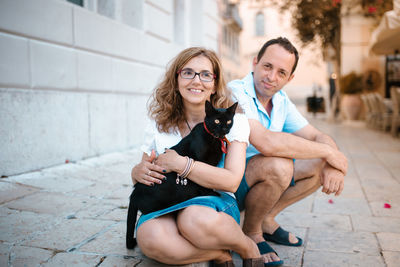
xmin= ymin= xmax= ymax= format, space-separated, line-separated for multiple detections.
xmin=292 ymin=124 xmax=346 ymax=196
xmin=249 ymin=119 xmax=348 ymax=175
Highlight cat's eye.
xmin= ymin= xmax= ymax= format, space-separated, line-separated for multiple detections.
xmin=227 ymin=120 xmax=232 ymax=124
xmin=214 ymin=119 xmax=220 ymax=124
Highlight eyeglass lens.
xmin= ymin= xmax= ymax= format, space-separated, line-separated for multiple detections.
xmin=180 ymin=68 xmax=214 ymax=82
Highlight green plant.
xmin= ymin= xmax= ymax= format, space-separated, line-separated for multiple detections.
xmin=339 ymin=72 xmax=364 ymax=94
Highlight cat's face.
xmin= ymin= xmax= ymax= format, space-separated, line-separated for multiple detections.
xmin=204 ymin=101 xmax=238 ymax=138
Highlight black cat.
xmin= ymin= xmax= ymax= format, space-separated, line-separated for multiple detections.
xmin=126 ymin=100 xmax=238 ymax=249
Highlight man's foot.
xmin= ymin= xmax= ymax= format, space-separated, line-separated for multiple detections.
xmin=246 ymin=233 xmax=283 ymax=266
xmin=263 ymin=226 xmax=303 ymax=247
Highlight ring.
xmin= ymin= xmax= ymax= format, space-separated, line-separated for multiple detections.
xmin=147 ymin=170 xmax=151 ymax=176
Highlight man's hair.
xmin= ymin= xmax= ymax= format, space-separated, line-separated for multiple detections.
xmin=256 ymin=37 xmax=299 ymax=75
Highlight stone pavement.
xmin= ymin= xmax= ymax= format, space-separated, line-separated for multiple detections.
xmin=1 ymin=116 xmax=400 ymax=267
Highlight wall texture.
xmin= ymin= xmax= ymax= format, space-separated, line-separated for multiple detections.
xmin=0 ymin=0 xmax=219 ymax=176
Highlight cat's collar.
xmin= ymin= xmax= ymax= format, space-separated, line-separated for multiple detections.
xmin=203 ymin=121 xmax=230 ymax=154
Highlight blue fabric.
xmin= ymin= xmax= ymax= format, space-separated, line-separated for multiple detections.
xmin=135 ymin=192 xmax=240 ymax=230
xmin=228 ymin=72 xmax=309 ymax=159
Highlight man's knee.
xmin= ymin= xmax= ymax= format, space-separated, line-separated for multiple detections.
xmin=247 ymin=156 xmax=294 ymax=189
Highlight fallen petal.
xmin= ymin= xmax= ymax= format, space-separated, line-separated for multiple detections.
xmin=384 ymin=203 xmax=391 ymax=209
xmin=328 ymin=199 xmax=334 ymax=204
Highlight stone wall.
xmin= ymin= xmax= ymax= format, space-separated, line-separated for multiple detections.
xmin=0 ymin=0 xmax=219 ymax=176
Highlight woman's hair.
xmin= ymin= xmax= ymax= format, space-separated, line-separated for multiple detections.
xmin=148 ymin=47 xmax=234 ymax=133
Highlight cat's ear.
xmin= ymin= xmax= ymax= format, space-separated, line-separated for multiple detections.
xmin=228 ymin=102 xmax=238 ymax=113
xmin=205 ymin=100 xmax=214 ymax=115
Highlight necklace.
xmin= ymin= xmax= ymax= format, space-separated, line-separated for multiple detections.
xmin=185 ymin=119 xmax=192 ymax=131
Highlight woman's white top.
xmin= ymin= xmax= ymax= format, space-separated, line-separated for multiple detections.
xmin=141 ymin=113 xmax=250 ymax=157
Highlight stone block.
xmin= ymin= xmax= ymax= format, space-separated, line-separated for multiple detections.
xmin=22 ymin=218 xmax=113 ymax=251
xmin=0 ymin=0 xmax=73 ymax=45
xmin=282 ymin=193 xmax=314 ymax=213
xmin=359 ymin=176 xmax=400 ymax=202
xmin=0 ymin=243 xmax=9 ymax=267
xmin=308 ymin=229 xmax=380 ymax=254
xmin=370 ymin=200 xmax=400 ymax=217
xmin=352 ymin=215 xmax=400 ymax=233
xmin=303 ymin=251 xmax=384 ymax=267
xmin=0 ymin=33 xmax=30 ymax=87
xmin=77 ymin=50 xmax=112 ymax=91
xmin=382 ymin=251 xmax=400 ymax=267
xmin=313 ymin=195 xmax=372 ymax=216
xmin=0 ymin=210 xmax=55 ymax=243
xmin=79 ymin=221 xmax=139 ymax=257
xmin=0 ymin=181 xmax=38 ymax=204
xmin=88 ymin=94 xmax=128 ymax=155
xmin=0 ymin=89 xmax=90 ymax=176
xmin=377 ymin=232 xmax=400 ymax=251
xmin=30 ymin=40 xmax=77 ymax=89
xmin=7 ymin=171 xmax=93 ymax=193
xmin=43 ymin=252 xmax=103 ymax=266
xmin=74 ymin=7 xmax=114 ymax=55
xmin=111 ymin=59 xmax=163 ymax=94
xmin=276 ymin=211 xmax=352 ymax=231
xmin=97 ymin=255 xmax=141 ymax=266
xmin=5 ymin=191 xmax=94 ymax=216
xmin=144 ymin=4 xmax=173 ymax=41
xmin=126 ymin=96 xmax=149 ymax=148
xmin=9 ymin=245 xmax=53 ymax=266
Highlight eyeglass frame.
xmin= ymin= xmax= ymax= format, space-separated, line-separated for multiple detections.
xmin=177 ymin=68 xmax=217 ymax=82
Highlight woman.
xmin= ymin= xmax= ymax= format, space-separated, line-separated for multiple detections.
xmin=131 ymin=47 xmax=263 ymax=267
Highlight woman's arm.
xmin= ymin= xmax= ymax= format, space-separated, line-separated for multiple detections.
xmin=155 ymin=140 xmax=247 ymax=193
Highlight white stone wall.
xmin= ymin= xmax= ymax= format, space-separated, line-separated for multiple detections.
xmin=0 ymin=0 xmax=219 ymax=176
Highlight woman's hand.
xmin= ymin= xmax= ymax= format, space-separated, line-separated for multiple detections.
xmin=131 ymin=150 xmax=166 ymax=186
xmin=154 ymin=149 xmax=186 ymax=174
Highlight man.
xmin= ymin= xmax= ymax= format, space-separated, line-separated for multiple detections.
xmin=229 ymin=37 xmax=347 ymax=266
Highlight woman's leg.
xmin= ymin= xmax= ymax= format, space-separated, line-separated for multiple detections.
xmin=136 ymin=213 xmax=230 ymax=265
xmin=177 ymin=206 xmax=260 ymax=261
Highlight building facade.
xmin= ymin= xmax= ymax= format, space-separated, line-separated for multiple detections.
xmin=0 ymin=0 xmax=220 ymax=176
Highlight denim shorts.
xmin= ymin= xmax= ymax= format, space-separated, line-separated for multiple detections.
xmin=234 ymin=157 xmax=296 ymax=211
xmin=135 ymin=192 xmax=240 ymax=231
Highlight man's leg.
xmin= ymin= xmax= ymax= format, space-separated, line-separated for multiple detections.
xmin=262 ymin=158 xmax=325 ymax=244
xmin=242 ymin=154 xmax=294 ymax=263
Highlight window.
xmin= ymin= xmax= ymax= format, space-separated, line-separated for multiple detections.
xmin=66 ymin=0 xmax=83 ymax=6
xmin=255 ymin=12 xmax=264 ymax=36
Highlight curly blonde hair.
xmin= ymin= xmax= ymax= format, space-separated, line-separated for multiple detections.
xmin=148 ymin=47 xmax=234 ymax=133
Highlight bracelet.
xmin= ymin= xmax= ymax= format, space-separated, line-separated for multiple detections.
xmin=178 ymin=156 xmax=194 ymax=179
xmin=186 ymin=160 xmax=195 ymax=177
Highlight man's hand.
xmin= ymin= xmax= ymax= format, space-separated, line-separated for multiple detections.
xmin=325 ymin=148 xmax=348 ymax=176
xmin=320 ymin=164 xmax=345 ymax=196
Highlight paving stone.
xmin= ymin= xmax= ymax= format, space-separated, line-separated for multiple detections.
xmin=0 ymin=242 xmax=10 ymax=267
xmin=313 ymin=195 xmax=371 ymax=216
xmin=7 ymin=171 xmax=94 ymax=193
xmin=5 ymin=192 xmax=93 ymax=215
xmin=0 ymin=181 xmax=39 ymax=204
xmin=43 ymin=252 xmax=103 ymax=266
xmin=276 ymin=212 xmax=352 ymax=231
xmin=9 ymin=245 xmax=53 ymax=266
xmin=0 ymin=210 xmax=56 ymax=243
xmin=99 ymin=255 xmax=140 ymax=266
xmin=74 ymin=200 xmax=119 ymax=219
xmin=303 ymin=251 xmax=385 ymax=267
xmin=376 ymin=232 xmax=400 ymax=251
xmin=307 ymin=229 xmax=380 ymax=254
xmin=351 ymin=215 xmax=400 ymax=233
xmin=359 ymin=176 xmax=400 ymax=202
xmin=382 ymin=251 xmax=400 ymax=267
xmin=102 ymin=206 xmax=127 ymax=221
xmin=271 ymin=242 xmax=304 ymax=267
xmin=369 ymin=200 xmax=400 ymax=217
xmin=22 ymin=218 xmax=114 ymax=251
xmin=334 ymin=176 xmax=365 ymax=199
xmin=282 ymin=193 xmax=314 ymax=213
xmin=78 ymin=221 xmax=139 ymax=257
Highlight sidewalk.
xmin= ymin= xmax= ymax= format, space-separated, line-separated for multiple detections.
xmin=1 ymin=117 xmax=400 ymax=267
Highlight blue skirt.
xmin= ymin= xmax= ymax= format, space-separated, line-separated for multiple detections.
xmin=135 ymin=192 xmax=240 ymax=230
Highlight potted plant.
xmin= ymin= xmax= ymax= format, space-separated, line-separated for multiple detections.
xmin=339 ymin=71 xmax=364 ymax=120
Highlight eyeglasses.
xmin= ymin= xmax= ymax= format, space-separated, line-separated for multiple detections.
xmin=177 ymin=68 xmax=216 ymax=82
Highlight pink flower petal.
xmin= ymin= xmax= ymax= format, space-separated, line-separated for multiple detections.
xmin=384 ymin=203 xmax=391 ymax=209
xmin=328 ymin=199 xmax=334 ymax=204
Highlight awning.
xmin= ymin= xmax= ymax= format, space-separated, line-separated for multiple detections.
xmin=369 ymin=1 xmax=400 ymax=55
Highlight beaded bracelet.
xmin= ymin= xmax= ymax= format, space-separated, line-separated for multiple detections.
xmin=176 ymin=156 xmax=195 ymax=185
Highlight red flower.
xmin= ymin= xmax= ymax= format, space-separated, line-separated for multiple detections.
xmin=368 ymin=6 xmax=377 ymax=13
xmin=384 ymin=203 xmax=391 ymax=208
xmin=328 ymin=199 xmax=334 ymax=204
